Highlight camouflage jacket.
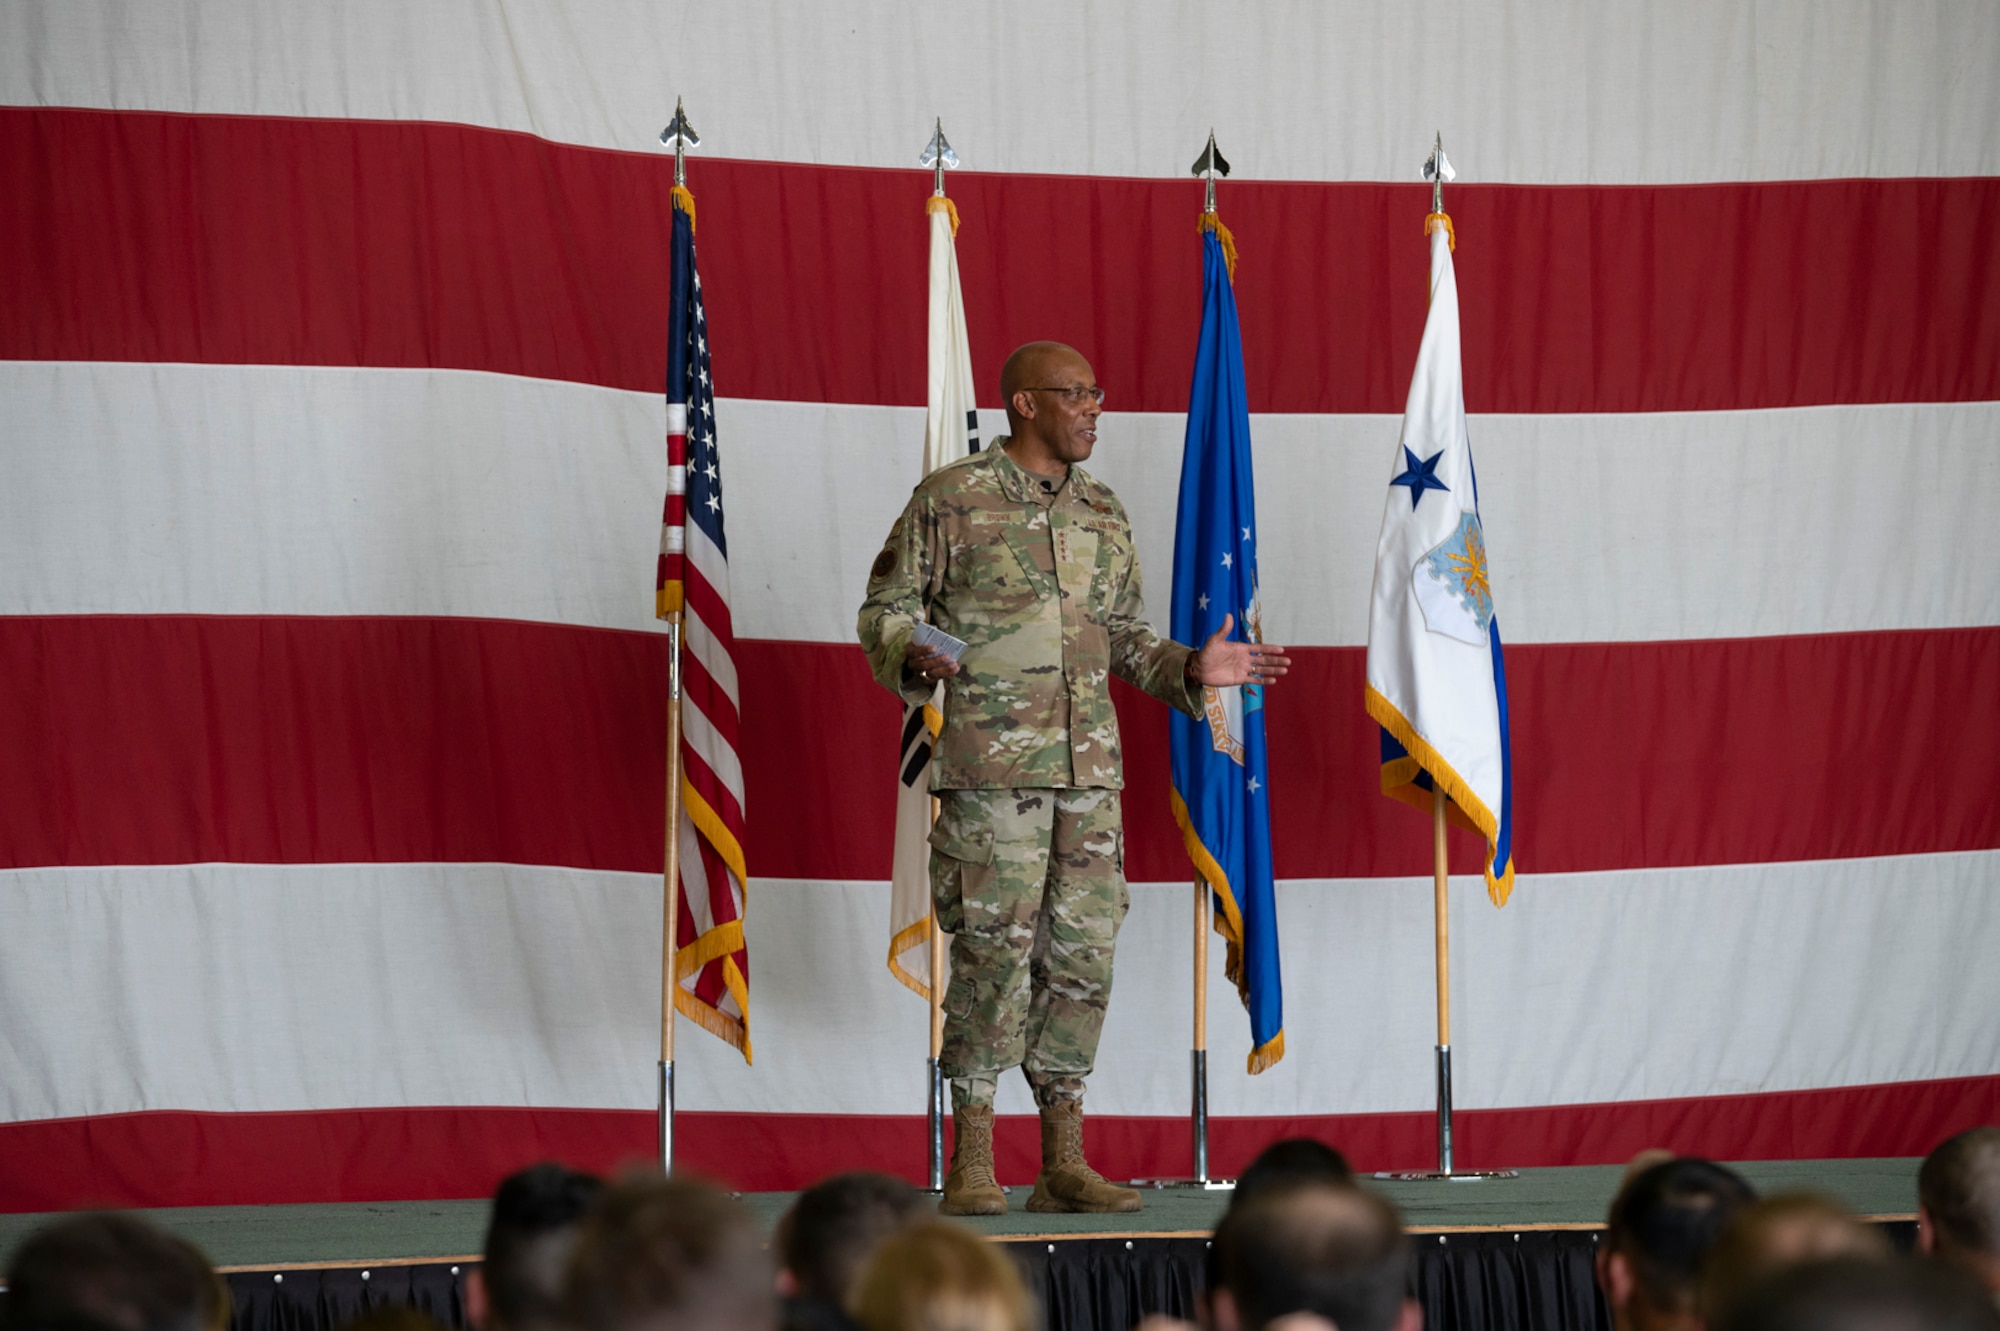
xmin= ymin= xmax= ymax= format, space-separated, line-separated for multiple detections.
xmin=857 ymin=439 xmax=1199 ymax=789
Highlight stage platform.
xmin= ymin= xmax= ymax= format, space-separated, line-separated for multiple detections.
xmin=0 ymin=1160 xmax=1922 ymax=1331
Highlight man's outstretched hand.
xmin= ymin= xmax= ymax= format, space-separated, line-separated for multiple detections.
xmin=1189 ymin=613 xmax=1292 ymax=687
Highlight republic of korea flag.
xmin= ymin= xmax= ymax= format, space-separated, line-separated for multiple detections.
xmin=887 ymin=195 xmax=981 ymax=997
xmin=1364 ymin=215 xmax=1517 ymax=905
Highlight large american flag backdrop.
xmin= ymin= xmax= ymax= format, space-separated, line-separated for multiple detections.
xmin=2 ymin=2 xmax=1996 ymax=1209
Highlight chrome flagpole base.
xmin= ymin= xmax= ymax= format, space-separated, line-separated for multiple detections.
xmin=1131 ymin=1049 xmax=1235 ymax=1190
xmin=658 ymin=1059 xmax=676 ymax=1175
xmin=923 ymin=1056 xmax=946 ymax=1195
xmin=1373 ymin=1046 xmax=1517 ymax=1181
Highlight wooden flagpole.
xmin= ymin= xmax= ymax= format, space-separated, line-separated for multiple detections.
xmin=1192 ymin=878 xmax=1211 ymax=1181
xmin=1375 ymin=786 xmax=1509 ymax=1179
xmin=659 ymin=614 xmax=684 ymax=1173
xmin=927 ymin=831 xmax=946 ymax=1192
xmin=918 ymin=119 xmax=961 ymax=1195
xmin=1432 ymin=788 xmax=1452 ymax=1173
xmin=1134 ymin=872 xmax=1221 ymax=1189
xmin=655 ymin=97 xmax=702 ymax=1179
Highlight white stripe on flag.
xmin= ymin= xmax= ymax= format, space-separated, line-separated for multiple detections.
xmin=678 ymin=812 xmax=718 ymax=934
xmin=680 ymin=700 xmax=747 ymax=809
xmin=683 ymin=605 xmax=741 ymax=708
xmin=4 ymin=853 xmax=1995 ymax=1122
xmin=6 ymin=363 xmax=1998 ymax=645
xmin=683 ymin=512 xmax=731 ymax=601
xmin=11 ymin=2 xmax=1993 ymax=183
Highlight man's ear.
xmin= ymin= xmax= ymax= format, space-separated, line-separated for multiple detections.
xmin=1597 ymin=1249 xmax=1635 ymax=1310
xmin=1916 ymin=1205 xmax=1937 ymax=1255
xmin=1209 ymin=1287 xmax=1242 ymax=1331
xmin=775 ymin=1267 xmax=800 ymax=1298
xmin=1394 ymin=1296 xmax=1424 ymax=1331
xmin=464 ymin=1266 xmax=490 ymax=1331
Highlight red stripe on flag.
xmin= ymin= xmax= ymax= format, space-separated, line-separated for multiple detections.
xmin=5 ymin=107 xmax=1996 ymax=414
xmin=5 ymin=1073 xmax=1993 ymax=1209
xmin=681 ymin=565 xmax=738 ymax=651
xmin=1 ymin=617 xmax=1996 ymax=879
xmin=677 ymin=646 xmax=744 ymax=749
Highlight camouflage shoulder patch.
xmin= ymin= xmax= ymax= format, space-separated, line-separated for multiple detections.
xmin=871 ymin=545 xmax=897 ymax=580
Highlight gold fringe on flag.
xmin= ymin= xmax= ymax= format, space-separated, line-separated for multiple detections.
xmin=671 ymin=183 xmax=697 ymax=233
xmin=1363 ymin=682 xmax=1514 ymax=906
xmin=885 ymin=699 xmax=948 ymax=1001
xmin=925 ymin=194 xmax=960 ymax=239
xmin=1168 ymin=786 xmax=1285 ymax=1073
xmin=1197 ymin=211 xmax=1239 ymax=281
xmin=1425 ymin=210 xmax=1455 ymax=251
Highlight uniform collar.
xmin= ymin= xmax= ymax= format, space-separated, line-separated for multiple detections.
xmin=990 ymin=435 xmax=1094 ymax=504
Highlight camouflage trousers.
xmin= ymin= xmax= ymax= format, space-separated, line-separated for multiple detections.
xmin=929 ymin=786 xmax=1129 ymax=1110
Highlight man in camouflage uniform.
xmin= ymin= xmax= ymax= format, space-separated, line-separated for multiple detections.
xmin=857 ymin=342 xmax=1290 ymax=1215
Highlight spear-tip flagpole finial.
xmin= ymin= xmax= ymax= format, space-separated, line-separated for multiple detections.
xmin=920 ymin=117 xmax=959 ymax=197
xmin=1423 ymin=130 xmax=1456 ymax=214
xmin=1192 ymin=128 xmax=1231 ymax=214
xmin=661 ymin=97 xmax=701 ymax=187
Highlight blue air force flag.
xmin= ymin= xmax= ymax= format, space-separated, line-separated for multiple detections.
xmin=1170 ymin=224 xmax=1284 ymax=1073
xmin=1364 ymin=216 xmax=1516 ymax=905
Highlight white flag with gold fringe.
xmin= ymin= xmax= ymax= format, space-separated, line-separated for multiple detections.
xmin=1364 ymin=209 xmax=1517 ymax=905
xmin=887 ymin=191 xmax=979 ymax=997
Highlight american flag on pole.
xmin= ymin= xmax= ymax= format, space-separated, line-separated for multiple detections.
xmin=657 ymin=187 xmax=752 ymax=1059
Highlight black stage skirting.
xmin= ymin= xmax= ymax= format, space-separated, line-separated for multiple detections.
xmin=191 ymin=1224 xmax=1914 ymax=1331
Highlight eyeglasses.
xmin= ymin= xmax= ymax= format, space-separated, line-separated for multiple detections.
xmin=1025 ymin=385 xmax=1106 ymax=406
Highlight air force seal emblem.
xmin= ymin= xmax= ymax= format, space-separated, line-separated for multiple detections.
xmin=1413 ymin=510 xmax=1493 ymax=647
xmin=1201 ymin=587 xmax=1266 ymax=765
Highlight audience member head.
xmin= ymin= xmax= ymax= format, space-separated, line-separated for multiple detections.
xmin=848 ymin=1221 xmax=1034 ymax=1331
xmin=1702 ymin=1193 xmax=1892 ymax=1324
xmin=2 ymin=1212 xmax=228 ymax=1331
xmin=466 ymin=1162 xmax=604 ymax=1331
xmin=1919 ymin=1126 xmax=2000 ymax=1293
xmin=562 ymin=1174 xmax=774 ymax=1331
xmin=775 ymin=1172 xmax=924 ymax=1310
xmin=1718 ymin=1256 xmax=2000 ymax=1331
xmin=1597 ymin=1156 xmax=1757 ymax=1331
xmin=1230 ymin=1139 xmax=1355 ymax=1212
xmin=1210 ymin=1181 xmax=1416 ymax=1331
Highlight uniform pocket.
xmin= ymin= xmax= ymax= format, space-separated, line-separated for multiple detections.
xmin=927 ymin=794 xmax=996 ymax=934
xmin=999 ymin=528 xmax=1056 ymax=601
xmin=927 ymin=819 xmax=995 ymax=865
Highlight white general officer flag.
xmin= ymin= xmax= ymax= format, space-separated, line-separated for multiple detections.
xmin=888 ymin=194 xmax=981 ymax=997
xmin=1364 ymin=213 xmax=1517 ymax=904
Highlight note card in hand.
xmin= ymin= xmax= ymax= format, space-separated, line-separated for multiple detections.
xmin=911 ymin=622 xmax=969 ymax=663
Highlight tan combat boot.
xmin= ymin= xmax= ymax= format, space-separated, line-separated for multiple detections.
xmin=1025 ymin=1100 xmax=1142 ymax=1213
xmin=940 ymin=1104 xmax=1008 ymax=1216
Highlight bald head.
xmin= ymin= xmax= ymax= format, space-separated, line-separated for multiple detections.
xmin=999 ymin=341 xmax=1080 ymax=408
xmin=997 ymin=342 xmax=1100 ymax=474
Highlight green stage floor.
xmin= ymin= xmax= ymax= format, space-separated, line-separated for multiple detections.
xmin=0 ymin=1159 xmax=1922 ymax=1271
